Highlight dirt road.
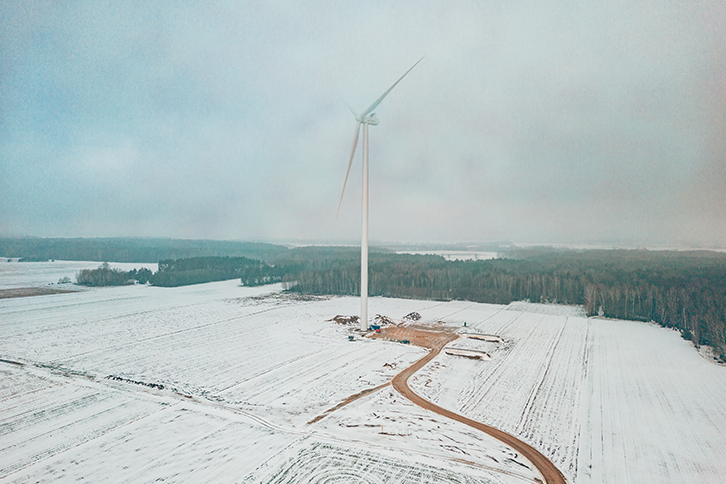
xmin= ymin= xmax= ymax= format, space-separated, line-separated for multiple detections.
xmin=309 ymin=325 xmax=566 ymax=484
xmin=386 ymin=327 xmax=567 ymax=484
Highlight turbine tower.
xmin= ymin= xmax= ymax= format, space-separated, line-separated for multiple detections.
xmin=337 ymin=57 xmax=424 ymax=331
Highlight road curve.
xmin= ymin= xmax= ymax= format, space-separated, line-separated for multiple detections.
xmin=390 ymin=334 xmax=567 ymax=484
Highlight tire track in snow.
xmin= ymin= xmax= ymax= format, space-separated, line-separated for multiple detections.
xmin=1 ymin=391 xmax=171 ymax=478
xmin=514 ymin=317 xmax=568 ymax=435
xmin=458 ymin=314 xmax=546 ymax=417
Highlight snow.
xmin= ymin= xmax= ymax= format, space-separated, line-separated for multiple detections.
xmin=505 ymin=301 xmax=586 ymax=317
xmin=0 ymin=282 xmax=428 ymax=428
xmin=2 ymin=263 xmax=726 ymax=483
xmin=2 ymin=365 xmax=300 ymax=483
xmin=412 ymin=306 xmax=726 ymax=483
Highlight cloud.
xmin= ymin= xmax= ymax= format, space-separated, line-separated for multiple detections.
xmin=1 ymin=0 xmax=724 ymax=247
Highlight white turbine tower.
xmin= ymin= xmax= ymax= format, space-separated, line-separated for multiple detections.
xmin=337 ymin=57 xmax=424 ymax=332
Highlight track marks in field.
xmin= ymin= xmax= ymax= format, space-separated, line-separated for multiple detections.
xmin=244 ymin=441 xmax=510 ymax=484
xmin=0 ymin=367 xmax=170 ymax=478
xmin=575 ymin=320 xmax=726 ymax=483
xmin=51 ymin=303 xmax=292 ymax=366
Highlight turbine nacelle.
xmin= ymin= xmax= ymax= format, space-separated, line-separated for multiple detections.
xmin=356 ymin=113 xmax=379 ymax=125
xmin=347 ymin=104 xmax=379 ymax=125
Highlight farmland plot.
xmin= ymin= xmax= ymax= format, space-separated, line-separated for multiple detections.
xmin=411 ymin=302 xmax=726 ymax=483
xmin=0 ymin=282 xmax=432 ymax=427
xmin=3 ymin=266 xmax=726 ymax=483
xmin=1 ymin=363 xmax=302 ymax=483
xmin=3 ymin=275 xmax=537 ymax=482
xmin=243 ymin=439 xmax=529 ymax=484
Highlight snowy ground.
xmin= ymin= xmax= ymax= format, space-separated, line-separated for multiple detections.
xmin=410 ymin=301 xmax=726 ymax=483
xmin=2 ymin=262 xmax=725 ymax=483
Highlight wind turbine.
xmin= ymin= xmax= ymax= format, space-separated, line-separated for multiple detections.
xmin=337 ymin=57 xmax=424 ymax=331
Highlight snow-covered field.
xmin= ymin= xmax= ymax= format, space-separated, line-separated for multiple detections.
xmin=2 ymin=262 xmax=725 ymax=483
xmin=410 ymin=302 xmax=726 ymax=483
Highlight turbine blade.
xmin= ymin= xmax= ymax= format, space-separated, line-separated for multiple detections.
xmin=338 ymin=94 xmax=359 ymax=118
xmin=337 ymin=121 xmax=362 ymax=217
xmin=360 ymin=56 xmax=424 ymax=118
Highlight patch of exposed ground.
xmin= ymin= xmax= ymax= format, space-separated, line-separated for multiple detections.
xmin=0 ymin=287 xmax=80 ymax=299
xmin=369 ymin=325 xmax=458 ymax=349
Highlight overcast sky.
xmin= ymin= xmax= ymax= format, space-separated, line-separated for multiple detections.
xmin=1 ymin=1 xmax=724 ymax=247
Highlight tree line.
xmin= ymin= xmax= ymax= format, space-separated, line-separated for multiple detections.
xmin=76 ymin=263 xmax=153 ymax=286
xmin=76 ymin=256 xmax=280 ymax=288
xmin=152 ymin=256 xmax=281 ymax=287
xmin=285 ymin=249 xmax=726 ymax=361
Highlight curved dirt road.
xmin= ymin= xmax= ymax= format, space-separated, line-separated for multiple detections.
xmin=389 ymin=329 xmax=566 ymax=484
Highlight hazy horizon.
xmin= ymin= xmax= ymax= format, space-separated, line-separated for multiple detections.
xmin=3 ymin=234 xmax=725 ymax=253
xmin=2 ymin=1 xmax=725 ymax=247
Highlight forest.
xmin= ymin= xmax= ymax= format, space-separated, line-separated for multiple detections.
xmin=152 ymin=256 xmax=281 ymax=287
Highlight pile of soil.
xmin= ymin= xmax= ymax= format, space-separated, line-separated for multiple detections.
xmin=374 ymin=314 xmax=395 ymax=325
xmin=329 ymin=314 xmax=360 ymax=325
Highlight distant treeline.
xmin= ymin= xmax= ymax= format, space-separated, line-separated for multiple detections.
xmin=152 ymin=256 xmax=281 ymax=287
xmin=1 ymin=237 xmax=289 ymax=263
xmin=76 ymin=257 xmax=280 ymax=288
xmin=285 ymin=249 xmax=726 ymax=361
xmin=76 ymin=263 xmax=152 ymax=286
xmin=2 ymin=236 xmax=505 ymax=264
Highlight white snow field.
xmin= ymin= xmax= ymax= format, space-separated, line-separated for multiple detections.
xmin=0 ymin=273 xmax=536 ymax=483
xmin=410 ymin=302 xmax=726 ymax=483
xmin=2 ymin=264 xmax=726 ymax=483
